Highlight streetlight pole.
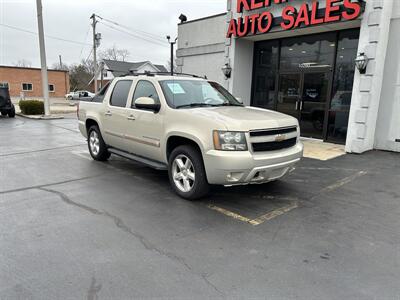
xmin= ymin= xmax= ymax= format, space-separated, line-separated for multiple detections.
xmin=36 ymin=0 xmax=50 ymax=116
xmin=167 ymin=36 xmax=177 ymax=76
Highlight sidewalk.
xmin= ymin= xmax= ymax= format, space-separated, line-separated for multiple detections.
xmin=13 ymin=98 xmax=77 ymax=114
xmin=301 ymin=138 xmax=346 ymax=160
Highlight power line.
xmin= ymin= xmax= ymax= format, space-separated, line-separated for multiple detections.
xmin=0 ymin=23 xmax=92 ymax=46
xmin=98 ymin=21 xmax=168 ymax=48
xmin=79 ymin=25 xmax=92 ymax=59
xmin=84 ymin=48 xmax=93 ymax=64
xmin=98 ymin=21 xmax=167 ymax=47
xmin=95 ymin=14 xmax=166 ymax=43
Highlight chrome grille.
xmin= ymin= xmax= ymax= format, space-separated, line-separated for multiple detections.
xmin=250 ymin=126 xmax=298 ymax=152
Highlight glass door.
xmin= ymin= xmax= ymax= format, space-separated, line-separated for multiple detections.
xmin=277 ymin=73 xmax=301 ymax=119
xmin=277 ymin=71 xmax=331 ymax=139
xmin=299 ymin=72 xmax=331 ymax=139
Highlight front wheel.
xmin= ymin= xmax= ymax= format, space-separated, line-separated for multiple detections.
xmin=168 ymin=145 xmax=210 ymax=200
xmin=87 ymin=126 xmax=110 ymax=161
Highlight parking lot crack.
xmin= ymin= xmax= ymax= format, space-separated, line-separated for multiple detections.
xmin=87 ymin=277 xmax=102 ymax=300
xmin=0 ymin=144 xmax=86 ymax=157
xmin=39 ymin=187 xmax=224 ymax=296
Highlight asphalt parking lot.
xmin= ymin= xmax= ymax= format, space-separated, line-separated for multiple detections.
xmin=1 ymin=115 xmax=399 ymax=299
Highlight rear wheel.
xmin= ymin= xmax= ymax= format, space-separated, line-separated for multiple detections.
xmin=168 ymin=145 xmax=210 ymax=200
xmin=87 ymin=126 xmax=110 ymax=161
xmin=8 ymin=105 xmax=15 ymax=118
xmin=1 ymin=111 xmax=6 ymax=116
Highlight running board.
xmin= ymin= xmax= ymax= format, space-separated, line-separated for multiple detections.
xmin=108 ymin=148 xmax=167 ymax=170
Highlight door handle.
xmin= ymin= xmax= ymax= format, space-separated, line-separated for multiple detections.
xmin=105 ymin=111 xmax=112 ymax=116
xmin=127 ymin=115 xmax=136 ymax=121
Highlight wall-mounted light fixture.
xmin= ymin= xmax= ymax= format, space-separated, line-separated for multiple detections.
xmin=222 ymin=63 xmax=232 ymax=79
xmin=355 ymin=52 xmax=369 ymax=74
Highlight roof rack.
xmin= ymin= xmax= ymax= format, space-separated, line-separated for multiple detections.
xmin=120 ymin=71 xmax=207 ymax=79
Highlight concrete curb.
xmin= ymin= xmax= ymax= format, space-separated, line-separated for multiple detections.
xmin=16 ymin=113 xmax=64 ymax=120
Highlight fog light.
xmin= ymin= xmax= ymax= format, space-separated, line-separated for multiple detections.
xmin=226 ymin=172 xmax=244 ymax=182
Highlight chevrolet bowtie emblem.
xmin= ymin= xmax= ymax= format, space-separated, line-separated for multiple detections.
xmin=275 ymin=134 xmax=286 ymax=142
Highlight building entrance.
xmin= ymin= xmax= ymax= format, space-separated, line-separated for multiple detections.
xmin=252 ymin=29 xmax=360 ymax=143
xmin=278 ymin=70 xmax=331 ymax=139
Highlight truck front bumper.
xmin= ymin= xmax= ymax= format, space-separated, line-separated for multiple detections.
xmin=203 ymin=142 xmax=303 ymax=186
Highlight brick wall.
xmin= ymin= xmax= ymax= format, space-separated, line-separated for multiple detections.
xmin=0 ymin=66 xmax=70 ymax=98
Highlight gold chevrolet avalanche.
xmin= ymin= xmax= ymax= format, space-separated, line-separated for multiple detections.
xmin=78 ymin=74 xmax=303 ymax=199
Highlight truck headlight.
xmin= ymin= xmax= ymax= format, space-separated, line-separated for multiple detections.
xmin=213 ymin=131 xmax=248 ymax=151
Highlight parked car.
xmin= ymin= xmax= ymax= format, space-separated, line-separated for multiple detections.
xmin=65 ymin=90 xmax=95 ymax=104
xmin=0 ymin=83 xmax=16 ymax=118
xmin=78 ymin=74 xmax=303 ymax=199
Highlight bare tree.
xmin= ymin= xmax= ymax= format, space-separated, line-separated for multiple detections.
xmin=99 ymin=45 xmax=130 ymax=61
xmin=51 ymin=62 xmax=69 ymax=71
xmin=69 ymin=63 xmax=93 ymax=92
xmin=14 ymin=59 xmax=32 ymax=68
xmin=81 ymin=58 xmax=96 ymax=75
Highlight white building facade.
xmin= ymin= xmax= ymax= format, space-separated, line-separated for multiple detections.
xmin=177 ymin=0 xmax=400 ymax=153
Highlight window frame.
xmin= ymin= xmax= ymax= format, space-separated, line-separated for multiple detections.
xmin=48 ymin=84 xmax=55 ymax=92
xmin=131 ymin=80 xmax=161 ymax=110
xmin=109 ymin=79 xmax=133 ymax=108
xmin=22 ymin=83 xmax=33 ymax=92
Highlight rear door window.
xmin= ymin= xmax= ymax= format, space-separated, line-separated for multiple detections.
xmin=110 ymin=80 xmax=132 ymax=108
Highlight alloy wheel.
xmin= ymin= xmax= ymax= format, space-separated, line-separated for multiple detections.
xmin=172 ymin=154 xmax=195 ymax=193
xmin=89 ymin=130 xmax=100 ymax=156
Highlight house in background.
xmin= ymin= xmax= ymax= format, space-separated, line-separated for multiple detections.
xmin=0 ymin=65 xmax=69 ymax=99
xmin=94 ymin=60 xmax=168 ymax=89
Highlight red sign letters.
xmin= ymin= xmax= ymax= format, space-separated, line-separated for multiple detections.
xmin=227 ymin=0 xmax=362 ymax=38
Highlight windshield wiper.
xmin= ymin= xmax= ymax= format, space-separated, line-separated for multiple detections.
xmin=175 ymin=103 xmax=218 ymax=109
xmin=215 ymin=102 xmax=244 ymax=107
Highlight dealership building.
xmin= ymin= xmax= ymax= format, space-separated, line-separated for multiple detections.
xmin=176 ymin=0 xmax=400 ymax=153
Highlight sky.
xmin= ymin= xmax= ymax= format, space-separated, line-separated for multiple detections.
xmin=0 ymin=0 xmax=226 ymax=68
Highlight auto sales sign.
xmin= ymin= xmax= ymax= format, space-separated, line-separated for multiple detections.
xmin=227 ymin=0 xmax=362 ymax=38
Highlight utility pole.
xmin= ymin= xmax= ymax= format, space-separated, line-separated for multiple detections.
xmin=167 ymin=36 xmax=177 ymax=76
xmin=36 ymin=0 xmax=50 ymax=116
xmin=90 ymin=13 xmax=98 ymax=92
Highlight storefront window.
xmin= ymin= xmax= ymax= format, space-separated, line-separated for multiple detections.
xmin=327 ymin=29 xmax=360 ymax=143
xmin=251 ymin=41 xmax=279 ymax=109
xmin=280 ymin=33 xmax=336 ymax=72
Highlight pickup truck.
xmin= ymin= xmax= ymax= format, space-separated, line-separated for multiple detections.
xmin=78 ymin=74 xmax=303 ymax=199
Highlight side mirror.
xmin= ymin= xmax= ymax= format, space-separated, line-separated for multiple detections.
xmin=236 ymin=97 xmax=243 ymax=104
xmin=135 ymin=97 xmax=161 ymax=112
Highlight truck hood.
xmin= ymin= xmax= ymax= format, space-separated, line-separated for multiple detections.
xmin=183 ymin=106 xmax=298 ymax=131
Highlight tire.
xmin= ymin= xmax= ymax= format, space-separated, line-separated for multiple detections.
xmin=8 ymin=105 xmax=15 ymax=118
xmin=87 ymin=125 xmax=111 ymax=161
xmin=1 ymin=111 xmax=6 ymax=116
xmin=168 ymin=145 xmax=210 ymax=200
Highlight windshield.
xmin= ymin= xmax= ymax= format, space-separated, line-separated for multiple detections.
xmin=159 ymin=80 xmax=243 ymax=109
